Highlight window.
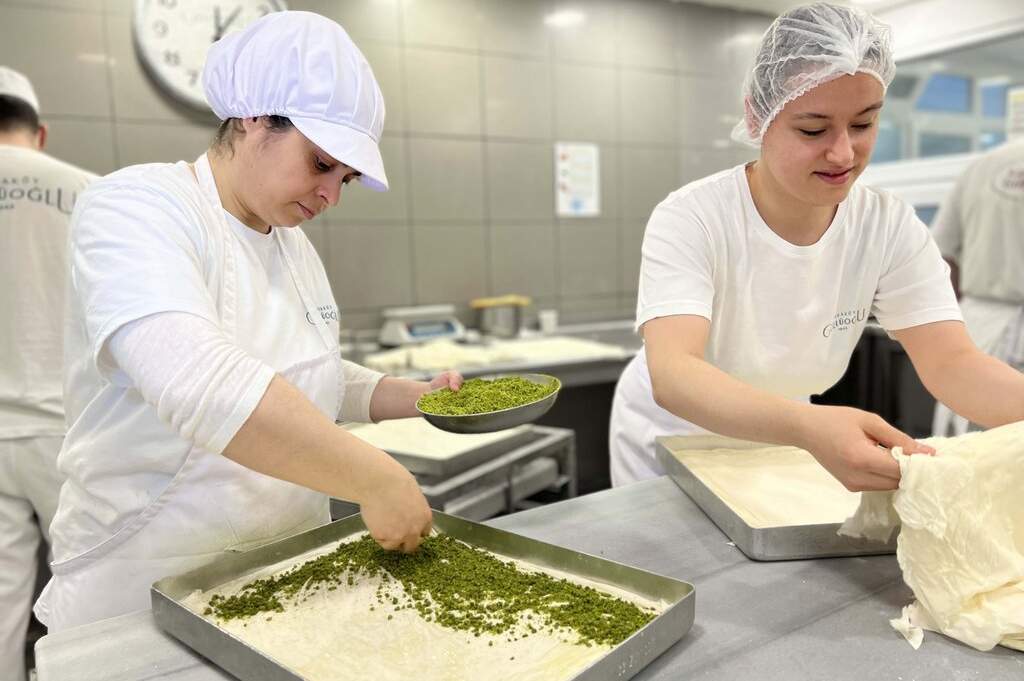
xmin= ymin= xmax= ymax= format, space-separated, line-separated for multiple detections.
xmin=914 ymin=205 xmax=939 ymax=226
xmin=916 ymin=74 xmax=972 ymax=113
xmin=871 ymin=120 xmax=903 ymax=163
xmin=981 ymin=83 xmax=1009 ymax=118
xmin=919 ymin=132 xmax=971 ymax=157
xmin=979 ymin=130 xmax=1007 ymax=151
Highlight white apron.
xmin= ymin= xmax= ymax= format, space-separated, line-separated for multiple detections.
xmin=35 ymin=155 xmax=342 ymax=631
xmin=609 ymin=353 xmax=709 ymax=487
xmin=932 ymin=296 xmax=1022 ymax=437
xmin=609 ymin=351 xmax=811 ymax=487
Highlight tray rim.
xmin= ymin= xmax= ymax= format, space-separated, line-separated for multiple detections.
xmin=151 ymin=510 xmax=695 ymax=681
xmin=655 ymin=435 xmax=898 ymax=561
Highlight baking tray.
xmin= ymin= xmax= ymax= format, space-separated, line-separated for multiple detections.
xmin=151 ymin=511 xmax=695 ymax=681
xmin=346 ymin=419 xmax=536 ymax=478
xmin=656 ymin=435 xmax=897 ymax=561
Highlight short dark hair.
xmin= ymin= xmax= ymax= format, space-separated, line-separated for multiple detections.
xmin=0 ymin=95 xmax=40 ymax=134
xmin=212 ymin=114 xmax=293 ymax=155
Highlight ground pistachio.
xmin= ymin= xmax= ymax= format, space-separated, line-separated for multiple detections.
xmin=416 ymin=376 xmax=557 ymax=416
xmin=203 ymin=534 xmax=656 ymax=647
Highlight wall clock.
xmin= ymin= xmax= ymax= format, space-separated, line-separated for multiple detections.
xmin=133 ymin=0 xmax=288 ymax=110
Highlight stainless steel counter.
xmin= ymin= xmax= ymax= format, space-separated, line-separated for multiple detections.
xmin=34 ymin=477 xmax=1023 ymax=680
xmin=349 ymin=320 xmax=642 ymax=389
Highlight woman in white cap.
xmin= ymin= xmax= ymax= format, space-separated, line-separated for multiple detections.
xmin=35 ymin=11 xmax=459 ymax=630
xmin=609 ymin=2 xmax=1024 ymax=490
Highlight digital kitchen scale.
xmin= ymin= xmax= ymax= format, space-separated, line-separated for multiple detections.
xmin=378 ymin=304 xmax=467 ymax=346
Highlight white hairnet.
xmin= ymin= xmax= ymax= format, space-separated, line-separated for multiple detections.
xmin=731 ymin=3 xmax=896 ymax=147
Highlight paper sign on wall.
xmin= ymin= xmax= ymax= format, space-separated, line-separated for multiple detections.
xmin=555 ymin=143 xmax=600 ymax=217
xmin=1008 ymin=85 xmax=1024 ymax=141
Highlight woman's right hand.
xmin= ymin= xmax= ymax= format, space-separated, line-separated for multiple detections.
xmin=358 ymin=459 xmax=433 ymax=553
xmin=794 ymin=405 xmax=934 ymax=492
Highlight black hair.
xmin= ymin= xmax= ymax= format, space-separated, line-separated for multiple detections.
xmin=0 ymin=94 xmax=40 ymax=134
xmin=212 ymin=114 xmax=293 ymax=155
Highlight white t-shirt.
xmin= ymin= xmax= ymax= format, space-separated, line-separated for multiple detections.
xmin=0 ymin=145 xmax=95 ymax=439
xmin=931 ymin=140 xmax=1024 ymax=304
xmin=610 ymin=163 xmax=962 ymax=485
xmin=53 ymin=160 xmax=374 ymax=562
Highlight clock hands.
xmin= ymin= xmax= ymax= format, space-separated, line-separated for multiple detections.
xmin=213 ymin=5 xmax=243 ymax=42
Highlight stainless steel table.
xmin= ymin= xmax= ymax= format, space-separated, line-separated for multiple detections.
xmin=34 ymin=478 xmax=1023 ymax=680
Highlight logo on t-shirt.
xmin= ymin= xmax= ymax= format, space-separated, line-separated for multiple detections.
xmin=993 ymin=162 xmax=1024 ymax=200
xmin=0 ymin=175 xmax=79 ymax=214
xmin=306 ymin=303 xmax=339 ymax=326
xmin=822 ymin=307 xmax=868 ymax=338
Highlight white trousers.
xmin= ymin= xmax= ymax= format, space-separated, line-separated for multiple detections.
xmin=0 ymin=436 xmax=63 ymax=681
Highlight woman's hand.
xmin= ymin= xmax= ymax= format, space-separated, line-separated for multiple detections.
xmin=359 ymin=457 xmax=433 ymax=553
xmin=369 ymin=371 xmax=464 ymax=421
xmin=428 ymin=370 xmax=463 ymax=392
xmin=795 ymin=405 xmax=934 ymax=492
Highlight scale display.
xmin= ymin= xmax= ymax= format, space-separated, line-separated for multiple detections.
xmin=408 ymin=320 xmax=459 ymax=339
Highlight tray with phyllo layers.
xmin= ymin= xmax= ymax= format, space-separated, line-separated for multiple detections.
xmin=152 ymin=511 xmax=695 ymax=681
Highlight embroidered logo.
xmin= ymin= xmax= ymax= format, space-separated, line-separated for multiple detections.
xmin=306 ymin=303 xmax=339 ymax=325
xmin=822 ymin=307 xmax=867 ymax=338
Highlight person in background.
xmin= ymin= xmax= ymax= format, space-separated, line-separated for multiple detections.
xmin=608 ymin=3 xmax=1024 ymax=491
xmin=34 ymin=12 xmax=460 ymax=633
xmin=930 ymin=139 xmax=1024 ymax=436
xmin=0 ymin=66 xmax=96 ymax=681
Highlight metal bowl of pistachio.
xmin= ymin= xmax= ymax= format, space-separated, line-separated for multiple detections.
xmin=416 ymin=373 xmax=561 ymax=434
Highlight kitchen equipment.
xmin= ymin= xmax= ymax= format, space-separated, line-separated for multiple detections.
xmin=471 ymin=294 xmax=531 ymax=338
xmin=416 ymin=373 xmax=561 ymax=434
xmin=656 ymin=435 xmax=898 ymax=561
xmin=341 ymin=423 xmax=577 ymax=521
xmin=151 ymin=511 xmax=695 ymax=681
xmin=538 ymin=309 xmax=559 ymax=334
xmin=378 ymin=304 xmax=466 ymax=346
xmin=346 ymin=418 xmax=535 ymax=477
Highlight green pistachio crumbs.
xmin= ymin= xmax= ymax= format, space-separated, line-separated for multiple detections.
xmin=416 ymin=377 xmax=558 ymax=416
xmin=203 ymin=534 xmax=656 ymax=647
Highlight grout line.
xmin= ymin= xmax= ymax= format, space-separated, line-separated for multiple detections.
xmin=99 ymin=1 xmax=121 ymax=170
xmin=0 ymin=0 xmax=101 ymax=15
xmin=548 ymin=1 xmax=562 ymax=310
xmin=475 ymin=0 xmax=494 ymax=299
xmin=395 ymin=0 xmax=418 ymax=308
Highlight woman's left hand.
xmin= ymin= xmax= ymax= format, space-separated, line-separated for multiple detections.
xmin=428 ymin=370 xmax=463 ymax=392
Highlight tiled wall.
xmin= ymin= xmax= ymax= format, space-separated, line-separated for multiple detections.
xmin=0 ymin=0 xmax=771 ymax=331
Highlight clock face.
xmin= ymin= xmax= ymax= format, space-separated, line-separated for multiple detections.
xmin=133 ymin=0 xmax=288 ymax=111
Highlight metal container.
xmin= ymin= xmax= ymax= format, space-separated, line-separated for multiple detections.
xmin=417 ymin=373 xmax=561 ymax=434
xmin=656 ymin=436 xmax=897 ymax=561
xmin=479 ymin=304 xmax=524 ymax=338
xmin=151 ymin=511 xmax=695 ymax=681
xmin=471 ymin=294 xmax=531 ymax=338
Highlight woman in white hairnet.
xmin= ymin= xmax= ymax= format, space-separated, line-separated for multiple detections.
xmin=35 ymin=11 xmax=460 ymax=630
xmin=609 ymin=2 xmax=1024 ymax=490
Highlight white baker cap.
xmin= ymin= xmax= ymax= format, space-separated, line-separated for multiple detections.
xmin=203 ymin=11 xmax=388 ymax=191
xmin=732 ymin=2 xmax=895 ymax=147
xmin=0 ymin=66 xmax=40 ymax=115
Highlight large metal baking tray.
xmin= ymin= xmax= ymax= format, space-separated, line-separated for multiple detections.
xmin=656 ymin=435 xmax=897 ymax=561
xmin=151 ymin=511 xmax=695 ymax=681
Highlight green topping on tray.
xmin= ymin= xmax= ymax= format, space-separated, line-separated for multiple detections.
xmin=203 ymin=534 xmax=655 ymax=647
xmin=416 ymin=376 xmax=557 ymax=416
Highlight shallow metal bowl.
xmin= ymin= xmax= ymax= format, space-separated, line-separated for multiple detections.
xmin=417 ymin=373 xmax=561 ymax=434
